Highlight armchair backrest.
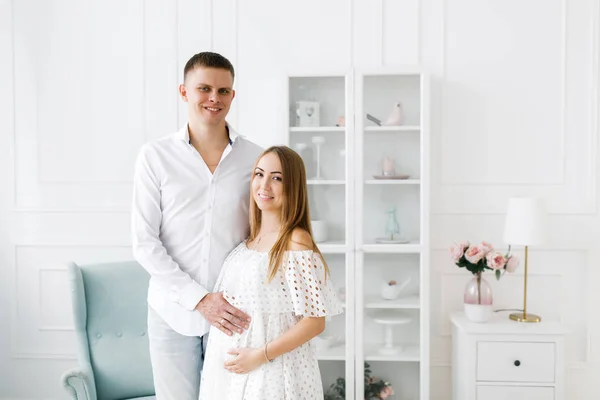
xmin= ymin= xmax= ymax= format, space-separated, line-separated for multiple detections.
xmin=68 ymin=261 xmax=154 ymax=400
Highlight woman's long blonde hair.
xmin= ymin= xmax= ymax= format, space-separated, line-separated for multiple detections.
xmin=248 ymin=146 xmax=329 ymax=282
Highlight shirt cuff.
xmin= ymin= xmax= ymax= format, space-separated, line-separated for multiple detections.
xmin=177 ymin=281 xmax=209 ymax=311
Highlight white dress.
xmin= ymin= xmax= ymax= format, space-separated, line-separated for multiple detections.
xmin=199 ymin=241 xmax=343 ymax=400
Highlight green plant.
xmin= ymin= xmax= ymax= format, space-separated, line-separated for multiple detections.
xmin=324 ymin=376 xmax=345 ymax=400
xmin=324 ymin=363 xmax=394 ymax=400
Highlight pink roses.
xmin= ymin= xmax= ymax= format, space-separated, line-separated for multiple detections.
xmin=450 ymin=241 xmax=519 ymax=279
xmin=379 ymin=385 xmax=394 ymax=399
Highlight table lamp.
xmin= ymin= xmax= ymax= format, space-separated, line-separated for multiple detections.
xmin=503 ymin=197 xmax=546 ymax=323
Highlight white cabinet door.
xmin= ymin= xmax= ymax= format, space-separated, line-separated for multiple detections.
xmin=477 ymin=385 xmax=554 ymax=400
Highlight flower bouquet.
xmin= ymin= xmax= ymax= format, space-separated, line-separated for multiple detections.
xmin=324 ymin=362 xmax=394 ymax=400
xmin=450 ymin=241 xmax=519 ymax=322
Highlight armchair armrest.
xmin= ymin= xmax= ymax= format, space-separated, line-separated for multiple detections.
xmin=61 ymin=367 xmax=98 ymax=400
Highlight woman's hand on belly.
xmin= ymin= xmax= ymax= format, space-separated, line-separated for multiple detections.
xmin=224 ymin=347 xmax=267 ymax=374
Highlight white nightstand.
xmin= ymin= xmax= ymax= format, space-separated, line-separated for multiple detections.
xmin=451 ymin=312 xmax=565 ymax=400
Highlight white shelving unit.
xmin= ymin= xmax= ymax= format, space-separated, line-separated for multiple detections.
xmin=285 ymin=69 xmax=429 ymax=400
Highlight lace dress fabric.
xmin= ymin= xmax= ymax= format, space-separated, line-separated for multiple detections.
xmin=199 ymin=242 xmax=343 ymax=400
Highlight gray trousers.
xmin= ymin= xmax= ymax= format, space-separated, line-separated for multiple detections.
xmin=147 ymin=306 xmax=208 ymax=400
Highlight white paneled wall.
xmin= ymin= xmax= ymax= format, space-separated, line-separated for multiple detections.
xmin=1 ymin=0 xmax=598 ymax=399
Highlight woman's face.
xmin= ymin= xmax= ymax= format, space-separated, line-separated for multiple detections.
xmin=252 ymin=152 xmax=284 ymax=213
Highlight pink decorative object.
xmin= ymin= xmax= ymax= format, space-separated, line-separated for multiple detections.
xmin=505 ymin=256 xmax=519 ymax=273
xmin=379 ymin=385 xmax=394 ymax=399
xmin=464 ymin=245 xmax=486 ymax=264
xmin=449 ymin=240 xmax=521 ymax=323
xmin=464 ymin=272 xmax=494 ymax=322
xmin=449 ymin=240 xmax=520 ymax=279
xmin=450 ymin=244 xmax=466 ymax=263
xmin=464 ymin=273 xmax=493 ymax=305
xmin=381 ymin=156 xmax=395 ymax=176
xmin=383 ymin=102 xmax=405 ymax=126
xmin=480 ymin=241 xmax=493 ymax=254
xmin=485 ymin=251 xmax=506 ymax=270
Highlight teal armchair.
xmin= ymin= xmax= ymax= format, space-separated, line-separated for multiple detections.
xmin=61 ymin=261 xmax=155 ymax=400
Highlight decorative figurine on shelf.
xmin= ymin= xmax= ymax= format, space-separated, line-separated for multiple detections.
xmin=382 ymin=156 xmax=395 ymax=176
xmin=296 ymin=101 xmax=320 ymax=127
xmin=385 ymin=206 xmax=400 ymax=240
xmin=311 ymin=136 xmax=325 ymax=180
xmin=383 ymin=102 xmax=405 ymax=126
xmin=375 ymin=207 xmax=409 ymax=244
xmin=372 ymin=155 xmax=409 ymax=180
xmin=336 ymin=116 xmax=345 ymax=127
xmin=381 ymin=277 xmax=412 ymax=300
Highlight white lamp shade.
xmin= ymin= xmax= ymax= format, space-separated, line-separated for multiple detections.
xmin=503 ymin=197 xmax=546 ymax=246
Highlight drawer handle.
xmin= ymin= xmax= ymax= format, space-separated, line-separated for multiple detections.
xmin=514 ymin=360 xmax=521 ymax=367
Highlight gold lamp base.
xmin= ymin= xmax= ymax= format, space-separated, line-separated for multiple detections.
xmin=509 ymin=312 xmax=541 ymax=323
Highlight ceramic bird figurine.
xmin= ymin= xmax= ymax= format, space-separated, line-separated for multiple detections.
xmin=381 ymin=277 xmax=412 ymax=300
xmin=383 ymin=102 xmax=405 ymax=126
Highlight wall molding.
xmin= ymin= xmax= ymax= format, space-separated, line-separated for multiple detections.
xmin=10 ymin=244 xmax=132 ymax=359
xmin=439 ymin=0 xmax=568 ymax=187
xmin=38 ymin=267 xmax=73 ymax=332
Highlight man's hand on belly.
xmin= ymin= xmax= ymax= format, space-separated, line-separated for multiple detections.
xmin=195 ymin=292 xmax=251 ymax=336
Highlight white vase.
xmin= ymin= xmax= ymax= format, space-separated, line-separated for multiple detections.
xmin=463 ymin=273 xmax=493 ymax=323
xmin=464 ymin=303 xmax=493 ymax=323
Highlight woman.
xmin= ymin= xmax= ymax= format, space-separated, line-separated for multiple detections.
xmin=199 ymin=146 xmax=343 ymax=399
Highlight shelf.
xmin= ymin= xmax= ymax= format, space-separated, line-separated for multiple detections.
xmin=307 ymin=180 xmax=345 ymax=185
xmin=316 ymin=344 xmax=346 ymax=361
xmin=364 ymin=179 xmax=420 ymax=185
xmin=289 ymin=127 xmax=345 ymax=132
xmin=364 ymin=295 xmax=420 ymax=309
xmin=316 ymin=241 xmax=347 ymax=254
xmin=362 ymin=242 xmax=422 ymax=254
xmin=285 ymin=72 xmax=429 ymax=389
xmin=364 ymin=343 xmax=420 ymax=362
xmin=364 ymin=126 xmax=420 ymax=132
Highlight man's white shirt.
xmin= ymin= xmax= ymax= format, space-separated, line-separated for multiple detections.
xmin=132 ymin=124 xmax=262 ymax=336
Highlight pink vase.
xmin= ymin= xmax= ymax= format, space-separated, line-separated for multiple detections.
xmin=463 ymin=272 xmax=493 ymax=322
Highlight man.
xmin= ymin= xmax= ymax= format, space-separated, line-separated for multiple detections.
xmin=131 ymin=52 xmax=263 ymax=399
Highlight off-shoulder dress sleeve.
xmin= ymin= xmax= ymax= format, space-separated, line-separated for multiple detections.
xmin=284 ymin=250 xmax=343 ymax=318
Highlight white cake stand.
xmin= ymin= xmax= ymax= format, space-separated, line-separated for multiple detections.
xmin=369 ymin=310 xmax=412 ymax=355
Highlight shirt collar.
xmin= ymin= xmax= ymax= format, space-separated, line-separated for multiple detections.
xmin=178 ymin=123 xmax=240 ymax=145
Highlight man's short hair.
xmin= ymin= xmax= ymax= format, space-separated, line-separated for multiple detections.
xmin=183 ymin=52 xmax=235 ymax=82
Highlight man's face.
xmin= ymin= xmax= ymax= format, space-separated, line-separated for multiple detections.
xmin=179 ymin=67 xmax=235 ymax=126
